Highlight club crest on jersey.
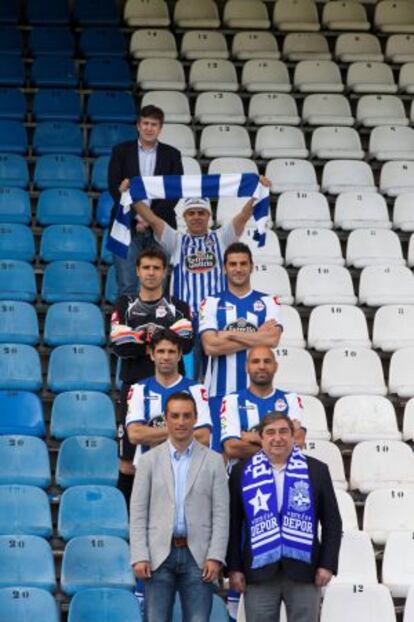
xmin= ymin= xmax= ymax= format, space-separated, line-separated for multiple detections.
xmin=149 ymin=415 xmax=166 ymax=428
xmin=275 ymin=399 xmax=287 ymax=412
xmin=288 ymin=481 xmax=311 ymax=512
xmin=225 ymin=318 xmax=257 ymax=333
xmin=253 ymin=300 xmax=265 ymax=312
xmin=185 ymin=251 xmax=216 ymax=273
xmin=155 ymin=306 xmax=167 ymax=318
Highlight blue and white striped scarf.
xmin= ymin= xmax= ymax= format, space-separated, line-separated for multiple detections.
xmin=107 ymin=173 xmax=269 ymax=258
xmin=242 ymin=447 xmax=315 ymax=569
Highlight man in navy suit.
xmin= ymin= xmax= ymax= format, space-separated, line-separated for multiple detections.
xmin=108 ymin=104 xmax=183 ymax=296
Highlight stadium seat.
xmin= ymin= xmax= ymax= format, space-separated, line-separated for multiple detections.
xmin=323 ymin=1 xmax=369 ymax=31
xmin=333 ymin=530 xmax=377 ymax=584
xmin=359 ymin=265 xmax=414 ymax=305
xmin=251 ymin=264 xmax=294 ymax=304
xmin=33 ymin=89 xmax=81 ymax=122
xmin=96 ymin=191 xmax=113 ymax=226
xmin=59 ymin=485 xmax=128 ymax=540
xmin=173 ymin=0 xmax=219 ymax=29
xmin=0 ymin=188 xmax=30 ymax=224
xmin=0 ymin=120 xmax=27 ymax=153
xmin=181 ymin=30 xmax=228 ymax=60
xmin=302 ymin=94 xmax=353 ymax=126
xmin=0 ymin=154 xmax=28 ymax=188
xmin=276 ymin=191 xmax=331 ymax=229
xmin=0 ymin=485 xmax=52 ymax=537
xmin=239 ymin=227 xmax=282 ymax=266
xmin=0 ymin=26 xmax=22 ymax=54
xmin=0 ymin=0 xmax=20 ymax=24
xmin=44 ymin=302 xmax=105 ymax=346
xmin=332 ymin=395 xmax=400 ymax=443
xmin=74 ymin=0 xmax=120 ymax=25
xmin=282 ymin=32 xmax=330 ymax=61
xmin=125 ymin=0 xmax=170 ymax=26
xmin=29 ymin=26 xmax=74 ymax=56
xmin=334 ymin=488 xmax=358 ymax=531
xmin=404 ymin=587 xmax=414 ymax=622
xmin=0 ymin=301 xmax=38 ymax=345
xmin=369 ymin=126 xmax=414 ymax=160
xmin=375 ymin=305 xmax=414 ymax=351
xmin=403 ymin=398 xmax=414 ymax=441
xmin=208 ymin=157 xmax=258 ymax=175
xmin=273 ymin=0 xmax=320 ymax=31
xmin=255 ymin=126 xmax=307 ymax=159
xmin=386 ymin=34 xmax=414 ymax=63
xmin=334 ymin=192 xmax=391 ymax=230
xmin=142 ymin=91 xmax=190 ymax=124
xmin=37 ymin=189 xmax=91 ymax=226
xmin=89 ymin=123 xmax=136 ymax=156
xmin=91 ymin=156 xmax=109 ymax=191
xmin=374 ymin=0 xmax=414 ymax=33
xmin=0 ymin=535 xmax=55 ymax=592
xmin=136 ymin=58 xmax=185 ymax=91
xmin=223 ymin=0 xmax=270 ymax=29
xmin=294 ymin=60 xmax=343 ymax=92
xmin=26 ymin=0 xmax=69 ymax=24
xmin=389 ymin=347 xmax=414 ymax=397
xmin=84 ymin=58 xmax=131 ymax=89
xmin=308 ymin=304 xmax=370 ymax=351
xmin=311 ymin=127 xmax=363 ymax=159
xmin=0 ymin=587 xmax=59 ymax=622
xmin=335 ymin=33 xmax=383 ymax=62
xmin=380 ymin=160 xmax=414 ymax=196
xmin=33 ymin=121 xmax=83 ymax=156
xmin=303 ymin=440 xmax=347 ymax=489
xmin=130 ymin=27 xmax=176 ymax=60
xmin=394 ymin=193 xmax=414 ymax=230
xmin=356 ymin=95 xmax=408 ymax=127
xmin=346 ymin=229 xmax=404 ymax=268
xmin=42 ymin=261 xmax=100 ymax=303
xmin=272 ymin=347 xmax=319 ymax=395
xmin=0 ymin=224 xmax=34 ymax=261
xmin=189 ymin=59 xmax=237 ymax=92
xmin=0 ymin=56 xmax=24 ymax=87
xmin=347 ymin=62 xmax=397 ymax=93
xmin=322 ymin=160 xmax=376 ymax=194
xmin=100 ymin=231 xmax=113 ymax=265
xmin=321 ymin=584 xmax=396 ymax=622
xmin=265 ymin=159 xmax=319 ymax=193
xmin=80 ymin=28 xmax=126 ymax=58
xmin=382 ymin=531 xmax=414 ymax=597
xmin=68 ymin=587 xmax=142 ymax=622
xmin=242 ymin=59 xmax=291 ymax=93
xmin=215 ymin=197 xmax=266 ymax=227
xmin=277 ymin=305 xmax=305 ymax=348
xmin=48 ymin=345 xmax=110 ymax=393
xmin=295 ymin=265 xmax=357 ymax=305
xmin=159 ymin=123 xmax=196 ymax=157
xmin=0 ymin=88 xmax=26 ymax=121
xmin=51 ymin=390 xmax=115 ymax=439
xmin=61 ymin=535 xmax=134 ymax=595
xmin=0 ymin=390 xmax=44 ymax=436
xmin=195 ymin=92 xmax=245 ymax=125
xmin=364 ymin=487 xmax=414 ymax=544
xmin=199 ymin=125 xmax=250 ymax=158
xmin=56 ymin=436 xmax=118 ymax=488
xmin=0 ymin=344 xmax=41 ymax=391
xmin=34 ymin=155 xmax=87 ymax=190
xmin=299 ymin=395 xmax=330 ymax=440
xmin=0 ymin=261 xmax=36 ymax=302
xmin=350 ymin=440 xmax=414 ymax=492
xmin=0 ymin=435 xmax=50 ymax=487
xmin=87 ymin=91 xmax=136 ymax=124
xmin=233 ymin=31 xmax=280 ymax=60
xmin=285 ymin=229 xmax=343 ymax=267
xmin=321 ymin=347 xmax=386 ymax=397
xmin=104 ymin=265 xmax=117 ymax=303
xmin=31 ymin=56 xmax=77 ymax=88
xmin=248 ymin=93 xmax=298 ymax=126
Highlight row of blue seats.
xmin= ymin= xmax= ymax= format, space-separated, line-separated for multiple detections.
xmin=0 ymin=89 xmax=137 ymax=122
xmin=0 ymin=0 xmax=120 ymax=26
xmin=0 ymin=120 xmax=136 ymax=156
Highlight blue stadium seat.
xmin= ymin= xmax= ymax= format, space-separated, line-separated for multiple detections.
xmin=0 ymin=435 xmax=51 ymax=487
xmin=0 ymin=27 xmax=22 ymax=54
xmin=0 ymin=1 xmax=20 ymax=24
xmin=56 ymin=436 xmax=118 ymax=488
xmin=33 ymin=122 xmax=83 ymax=156
xmin=0 ymin=224 xmax=34 ymax=261
xmin=101 ymin=230 xmax=113 ymax=265
xmin=59 ymin=485 xmax=128 ymax=540
xmin=32 ymin=56 xmax=77 ymax=88
xmin=47 ymin=344 xmax=110 ymax=392
xmin=91 ymin=156 xmax=109 ymax=190
xmin=61 ymin=535 xmax=134 ymax=595
xmin=74 ymin=0 xmax=120 ymax=25
xmin=87 ymin=91 xmax=136 ymax=123
xmin=26 ymin=0 xmax=70 ymax=25
xmin=173 ymin=594 xmax=229 ymax=622
xmin=0 ymin=587 xmax=60 ymax=622
xmin=0 ymin=88 xmax=26 ymax=121
xmin=34 ymin=155 xmax=87 ymax=190
xmin=0 ymin=188 xmax=30 ymax=223
xmin=44 ymin=302 xmax=105 ymax=346
xmin=42 ymin=261 xmax=100 ymax=303
xmin=84 ymin=58 xmax=130 ymax=89
xmin=80 ymin=28 xmax=126 ymax=58
xmin=50 ymin=390 xmax=115 ymax=439
xmin=105 ymin=264 xmax=117 ymax=303
xmin=0 ymin=344 xmax=42 ymax=391
xmin=33 ymin=89 xmax=81 ymax=122
xmin=0 ymin=390 xmax=45 ymax=436
xmin=40 ymin=225 xmax=97 ymax=262
xmin=96 ymin=191 xmax=113 ymax=226
xmin=0 ymin=154 xmax=28 ymax=188
xmin=0 ymin=261 xmax=36 ymax=302
xmin=0 ymin=56 xmax=24 ymax=86
xmin=0 ymin=535 xmax=56 ymax=592
xmin=37 ymin=189 xmax=91 ymax=225
xmin=68 ymin=588 xmax=141 ymax=622
xmin=29 ymin=26 xmax=74 ymax=56
xmin=0 ymin=301 xmax=39 ymax=344
xmin=0 ymin=485 xmax=52 ymax=537
xmin=89 ymin=123 xmax=136 ymax=156
xmin=0 ymin=120 xmax=27 ymax=154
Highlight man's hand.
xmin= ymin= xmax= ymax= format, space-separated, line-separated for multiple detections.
xmin=259 ymin=175 xmax=272 ymax=189
xmin=202 ymin=560 xmax=221 ymax=582
xmin=258 ymin=319 xmax=279 ymax=333
xmin=315 ymin=568 xmax=332 ymax=587
xmin=133 ymin=561 xmax=152 ymax=579
xmin=241 ymin=431 xmax=262 ymax=446
xmin=229 ymin=571 xmax=246 ymax=593
xmin=119 ymin=178 xmax=130 ymax=193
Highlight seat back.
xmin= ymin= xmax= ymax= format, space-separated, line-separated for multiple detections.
xmin=56 ymin=436 xmax=118 ymax=487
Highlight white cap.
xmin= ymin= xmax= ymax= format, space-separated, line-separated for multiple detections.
xmin=182 ymin=197 xmax=212 ymax=215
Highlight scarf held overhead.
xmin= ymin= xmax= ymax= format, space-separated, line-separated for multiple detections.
xmin=107 ymin=173 xmax=270 ymax=258
xmin=241 ymin=447 xmax=316 ymax=570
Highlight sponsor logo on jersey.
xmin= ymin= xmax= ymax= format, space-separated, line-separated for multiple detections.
xmin=185 ymin=251 xmax=216 ymax=273
xmin=225 ymin=318 xmax=257 ymax=333
xmin=253 ymin=300 xmax=265 ymax=312
xmin=275 ymin=399 xmax=287 ymax=412
xmin=155 ymin=306 xmax=167 ymax=318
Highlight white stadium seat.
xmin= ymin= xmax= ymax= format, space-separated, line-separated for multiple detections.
xmin=359 ymin=265 xmax=414 ymax=305
xmin=385 ymin=34 xmax=414 ymax=63
xmin=296 ymin=265 xmax=357 ymax=306
xmin=189 ymin=59 xmax=238 ymax=92
xmin=255 ymin=126 xmax=308 ymax=159
xmin=282 ymin=33 xmax=331 ymax=61
xmin=294 ymin=60 xmax=344 ymax=92
xmin=321 ymin=584 xmax=396 ymax=622
xmin=136 ymin=58 xmax=185 ymax=90
xmin=373 ymin=305 xmax=414 ymax=351
xmin=310 ymin=127 xmax=364 ymax=159
xmin=334 ymin=192 xmax=391 ymax=230
xmin=350 ymin=440 xmax=414 ymax=493
xmin=251 ymin=264 xmax=293 ymax=304
xmin=199 ymin=125 xmax=251 ymax=158
xmin=410 ymin=100 xmax=414 ymax=123
xmin=403 ymin=398 xmax=414 ymax=441
xmin=369 ymin=126 xmax=414 ymax=161
xmin=383 ymin=531 xmax=414 ymax=597
xmin=239 ymin=227 xmax=283 ymax=266
xmin=241 ymin=59 xmax=291 ymax=92
xmin=364 ymin=487 xmax=414 ymax=545
xmin=322 ymin=160 xmax=376 ymax=194
xmin=299 ymin=395 xmax=330 ymax=440
xmin=322 ymin=1 xmax=370 ymax=31
xmin=302 ymin=94 xmax=354 ymax=126
xmin=394 ymin=193 xmax=414 ymax=230
xmin=277 ymin=305 xmax=306 ymax=349
xmin=180 ymin=31 xmax=228 ymax=59
xmin=194 ymin=92 xmax=246 ymax=125
xmin=159 ymin=124 xmax=195 ymax=157
xmin=335 ymin=33 xmax=383 ymax=62
xmin=223 ymin=1 xmax=270 ymax=29
xmin=303 ymin=439 xmax=347 ymax=489
xmin=374 ymin=0 xmax=414 ymax=33
xmin=347 ymin=62 xmax=397 ymax=93
xmin=399 ymin=62 xmax=414 ymax=93
xmin=216 ymin=198 xmax=271 ymax=228
xmin=404 ymin=587 xmax=414 ymax=622
xmin=276 ymin=191 xmax=332 ymax=230
xmin=273 ymin=0 xmax=320 ymax=32
xmin=124 ymin=0 xmax=169 ymax=26
xmin=321 ymin=347 xmax=387 ymax=397
xmin=272 ymin=347 xmax=319 ymax=395
xmin=307 ymin=304 xmax=370 ymax=351
xmin=181 ymin=156 xmax=201 ymax=175
xmin=389 ymin=347 xmax=414 ymax=397
xmin=356 ymin=95 xmax=408 ymax=127
xmin=285 ymin=229 xmax=343 ymax=267
xmin=208 ymin=157 xmax=258 ymax=175
xmin=141 ymin=91 xmax=190 ymax=123
xmin=346 ymin=229 xmax=404 ymax=268
xmin=332 ymin=395 xmax=401 ymax=443
xmin=333 ymin=530 xmax=378 ymax=584
xmin=173 ymin=0 xmax=220 ymax=29
xmin=266 ymin=159 xmax=319 ymax=193
xmin=380 ymin=161 xmax=414 ymax=196
xmin=130 ymin=29 xmax=177 ymax=59
xmin=248 ymin=93 xmax=300 ymax=125
xmin=232 ymin=32 xmax=280 ymax=60
xmin=334 ymin=489 xmax=359 ymax=531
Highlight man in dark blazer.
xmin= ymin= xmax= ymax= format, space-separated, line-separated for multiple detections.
xmin=227 ymin=412 xmax=342 ymax=622
xmin=108 ymin=104 xmax=183 ymax=296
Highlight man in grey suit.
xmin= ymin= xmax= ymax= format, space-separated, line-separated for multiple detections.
xmin=130 ymin=391 xmax=229 ymax=622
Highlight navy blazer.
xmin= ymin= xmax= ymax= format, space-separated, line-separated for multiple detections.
xmin=108 ymin=139 xmax=183 ymax=229
xmin=227 ymin=455 xmax=343 ymax=584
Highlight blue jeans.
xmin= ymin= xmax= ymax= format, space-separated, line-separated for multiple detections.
xmin=144 ymin=546 xmax=214 ymax=622
xmin=113 ymin=229 xmax=156 ymax=297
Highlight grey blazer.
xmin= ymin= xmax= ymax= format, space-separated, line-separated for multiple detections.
xmin=130 ymin=440 xmax=229 ymax=571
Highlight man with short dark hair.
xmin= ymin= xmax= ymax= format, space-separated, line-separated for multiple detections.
xmin=227 ymin=412 xmax=342 ymax=622
xmin=108 ymin=104 xmax=183 ymax=296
